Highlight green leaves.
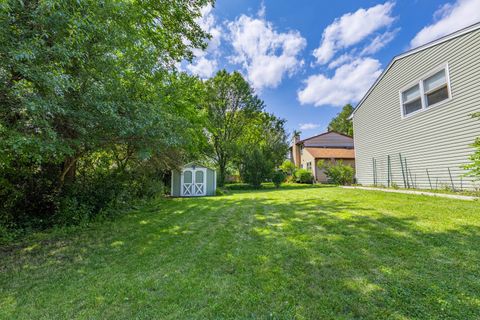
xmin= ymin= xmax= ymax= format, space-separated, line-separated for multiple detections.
xmin=0 ymin=0 xmax=213 ymax=229
xmin=463 ymin=113 xmax=480 ymax=179
xmin=328 ymin=104 xmax=354 ymax=136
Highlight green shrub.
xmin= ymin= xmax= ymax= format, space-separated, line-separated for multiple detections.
xmin=272 ymin=171 xmax=286 ymax=188
xmin=321 ymin=161 xmax=354 ymax=185
xmin=286 ymin=175 xmax=296 ymax=183
xmin=295 ymin=169 xmax=314 ymax=184
xmin=224 ymin=183 xmax=257 ymax=190
xmin=279 ymin=160 xmax=296 ymax=176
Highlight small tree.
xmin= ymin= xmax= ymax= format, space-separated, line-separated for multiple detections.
xmin=272 ymin=171 xmax=286 ymax=188
xmin=280 ymin=160 xmax=296 ymax=176
xmin=464 ymin=112 xmax=480 ymax=178
xmin=239 ymin=148 xmax=272 ymax=189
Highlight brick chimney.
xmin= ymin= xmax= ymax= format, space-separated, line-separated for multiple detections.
xmin=291 ymin=132 xmax=301 ymax=167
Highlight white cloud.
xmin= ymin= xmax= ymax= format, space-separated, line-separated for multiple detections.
xmin=187 ymin=4 xmax=222 ymax=78
xmin=410 ymin=0 xmax=480 ymax=48
xmin=361 ymin=28 xmax=399 ymax=55
xmin=327 ymin=53 xmax=355 ymax=69
xmin=297 ymin=58 xmax=382 ymax=107
xmin=313 ymin=2 xmax=396 ymax=65
xmin=258 ymin=1 xmax=266 ymax=18
xmin=227 ymin=13 xmax=306 ymax=90
xmin=299 ymin=123 xmax=322 ymax=130
xmin=187 ymin=57 xmax=218 ymax=79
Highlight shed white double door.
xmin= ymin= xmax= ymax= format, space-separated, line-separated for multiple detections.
xmin=181 ymin=168 xmax=207 ymax=196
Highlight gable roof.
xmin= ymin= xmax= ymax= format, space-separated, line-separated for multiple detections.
xmin=181 ymin=162 xmax=214 ymax=170
xmin=350 ymin=22 xmax=480 ymax=119
xmin=305 ymin=147 xmax=355 ymax=159
xmin=297 ymin=130 xmax=353 ymax=145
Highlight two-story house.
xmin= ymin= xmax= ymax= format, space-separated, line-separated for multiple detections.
xmin=351 ymin=22 xmax=480 ymax=190
xmin=290 ymin=131 xmax=355 ymax=183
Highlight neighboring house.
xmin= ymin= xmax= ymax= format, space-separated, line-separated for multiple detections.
xmin=171 ymin=163 xmax=216 ymax=197
xmin=351 ymin=23 xmax=480 ymax=190
xmin=290 ymin=131 xmax=355 ymax=183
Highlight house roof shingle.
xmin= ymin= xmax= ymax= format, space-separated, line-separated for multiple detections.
xmin=305 ymin=147 xmax=355 ymax=159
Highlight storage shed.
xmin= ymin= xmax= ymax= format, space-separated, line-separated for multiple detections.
xmin=171 ymin=163 xmax=216 ymax=197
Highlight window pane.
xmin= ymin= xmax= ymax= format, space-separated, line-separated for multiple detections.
xmin=183 ymin=171 xmax=192 ymax=183
xmin=404 ymin=98 xmax=422 ymax=115
xmin=426 ymin=85 xmax=449 ymax=106
xmin=402 ymin=84 xmax=420 ymax=102
xmin=195 ymin=170 xmax=204 ymax=183
xmin=424 ymin=69 xmax=446 ymax=92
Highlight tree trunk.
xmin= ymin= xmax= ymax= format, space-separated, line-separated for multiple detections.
xmin=59 ymin=156 xmax=77 ymax=190
xmin=218 ymin=161 xmax=226 ymax=187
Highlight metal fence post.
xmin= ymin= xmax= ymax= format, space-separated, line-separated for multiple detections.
xmin=399 ymin=153 xmax=407 ymax=188
xmin=426 ymin=169 xmax=433 ymax=190
xmin=448 ymin=168 xmax=455 ymax=191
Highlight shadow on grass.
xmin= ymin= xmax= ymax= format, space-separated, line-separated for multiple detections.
xmin=1 ymin=189 xmax=479 ymax=319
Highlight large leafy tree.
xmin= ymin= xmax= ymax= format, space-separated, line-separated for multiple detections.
xmin=328 ymin=104 xmax=354 ymax=136
xmin=0 ymin=0 xmax=212 ymax=227
xmin=203 ymin=70 xmax=264 ymax=186
xmin=237 ymin=113 xmax=289 ymax=188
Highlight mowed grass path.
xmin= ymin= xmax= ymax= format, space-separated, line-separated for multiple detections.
xmin=1 ymin=185 xmax=479 ymax=319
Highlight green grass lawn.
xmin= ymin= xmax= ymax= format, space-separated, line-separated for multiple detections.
xmin=1 ymin=185 xmax=479 ymax=319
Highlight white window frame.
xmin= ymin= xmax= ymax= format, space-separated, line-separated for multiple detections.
xmin=399 ymin=63 xmax=452 ymax=119
xmin=306 ymin=161 xmax=312 ymax=171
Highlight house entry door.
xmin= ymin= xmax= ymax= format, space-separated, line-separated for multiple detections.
xmin=181 ymin=168 xmax=206 ymax=196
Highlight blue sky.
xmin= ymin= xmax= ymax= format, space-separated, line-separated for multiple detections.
xmin=184 ymin=0 xmax=480 ymax=139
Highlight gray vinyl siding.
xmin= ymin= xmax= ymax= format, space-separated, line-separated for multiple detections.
xmin=353 ymin=28 xmax=480 ymax=190
xmin=206 ymin=169 xmax=216 ymax=196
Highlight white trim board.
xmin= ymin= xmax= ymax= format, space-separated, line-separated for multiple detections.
xmin=180 ymin=167 xmax=207 ymax=197
xmin=398 ymin=63 xmax=452 ymax=119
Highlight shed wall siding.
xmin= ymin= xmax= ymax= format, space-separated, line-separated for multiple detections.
xmin=353 ymin=28 xmax=480 ymax=190
xmin=171 ymin=170 xmax=181 ymax=196
xmin=206 ymin=169 xmax=216 ymax=196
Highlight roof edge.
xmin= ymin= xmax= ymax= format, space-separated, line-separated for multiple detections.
xmin=351 ymin=21 xmax=480 ymax=119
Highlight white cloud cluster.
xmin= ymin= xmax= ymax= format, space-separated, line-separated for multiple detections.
xmin=298 ymin=58 xmax=382 ymax=107
xmin=298 ymin=3 xmax=395 ymax=108
xmin=410 ymin=0 xmax=480 ymax=48
xmin=361 ymin=28 xmax=399 ymax=55
xmin=187 ymin=4 xmax=222 ymax=78
xmin=313 ymin=2 xmax=396 ymax=65
xmin=299 ymin=123 xmax=322 ymax=130
xmin=227 ymin=14 xmax=306 ymax=91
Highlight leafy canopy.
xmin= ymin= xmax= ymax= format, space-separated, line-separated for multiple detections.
xmin=203 ymin=70 xmax=265 ymax=186
xmin=0 ymin=0 xmax=212 ymax=229
xmin=328 ymin=104 xmax=354 ymax=136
